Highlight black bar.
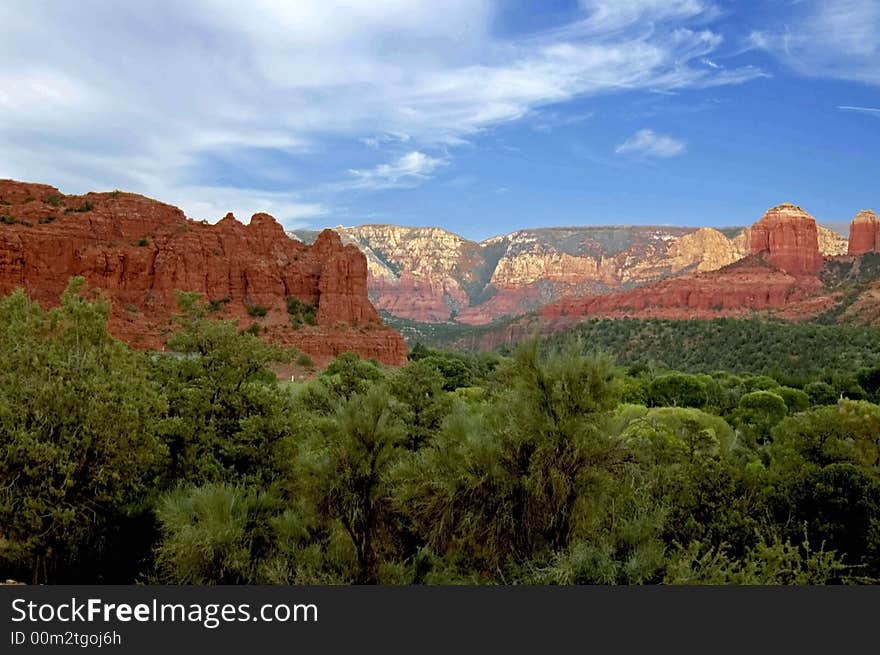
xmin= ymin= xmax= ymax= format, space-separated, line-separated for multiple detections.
xmin=2 ymin=585 xmax=878 ymax=653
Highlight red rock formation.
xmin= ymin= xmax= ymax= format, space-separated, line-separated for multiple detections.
xmin=748 ymin=203 xmax=823 ymax=274
xmin=847 ymin=209 xmax=880 ymax=255
xmin=539 ymin=259 xmax=828 ymax=324
xmin=370 ymin=272 xmax=469 ymax=323
xmin=456 ymin=257 xmax=836 ymax=351
xmin=0 ymin=179 xmax=406 ymax=365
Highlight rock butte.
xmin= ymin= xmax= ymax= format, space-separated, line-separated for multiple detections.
xmin=848 ymin=209 xmax=880 ymax=255
xmin=748 ymin=203 xmax=823 ymax=275
xmin=0 ymin=180 xmax=407 ymax=365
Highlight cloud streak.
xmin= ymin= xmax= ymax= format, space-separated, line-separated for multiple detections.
xmin=615 ymin=129 xmax=686 ymax=158
xmin=748 ymin=0 xmax=880 ymax=86
xmin=347 ymin=151 xmax=448 ymax=189
xmin=0 ymin=0 xmax=765 ymax=223
xmin=838 ymin=105 xmax=880 ymax=116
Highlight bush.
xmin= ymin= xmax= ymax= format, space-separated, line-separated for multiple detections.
xmin=137 ymin=237 xmax=150 ymax=247
xmin=207 ymin=297 xmax=231 ymax=313
xmin=64 ymin=201 xmax=94 ymax=214
xmin=296 ymin=353 xmax=314 ymax=368
xmin=777 ymin=386 xmax=810 ymax=414
xmin=246 ymin=305 xmax=268 ymax=318
xmin=804 ymin=381 xmax=838 ymax=406
xmin=648 ymin=373 xmax=708 ymax=408
xmin=286 ymin=297 xmax=317 ymax=329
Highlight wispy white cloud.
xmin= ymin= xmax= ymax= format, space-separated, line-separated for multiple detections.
xmin=574 ymin=0 xmax=712 ymax=34
xmin=531 ymin=109 xmax=595 ymax=132
xmin=615 ymin=129 xmax=686 ymax=158
xmin=837 ymin=105 xmax=880 ymax=116
xmin=0 ymin=0 xmax=764 ymax=220
xmin=347 ymin=151 xmax=447 ymax=189
xmin=748 ymin=0 xmax=880 ymax=85
xmin=360 ymin=133 xmax=411 ymax=149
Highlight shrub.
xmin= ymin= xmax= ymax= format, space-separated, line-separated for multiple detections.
xmin=296 ymin=353 xmax=314 ymax=368
xmin=804 ymin=381 xmax=838 ymax=406
xmin=246 ymin=305 xmax=268 ymax=318
xmin=286 ymin=297 xmax=317 ymax=329
xmin=207 ymin=297 xmax=231 ymax=313
xmin=648 ymin=373 xmax=708 ymax=408
xmin=137 ymin=237 xmax=150 ymax=247
xmin=64 ymin=201 xmax=93 ymax=214
xmin=45 ymin=194 xmax=63 ymax=207
xmin=0 ymin=215 xmax=31 ymax=227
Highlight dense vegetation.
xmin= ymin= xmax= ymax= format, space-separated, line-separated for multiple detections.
xmin=385 ymin=314 xmax=880 ymax=384
xmin=1 ymin=280 xmax=879 ymax=584
xmin=543 ymin=318 xmax=880 ymax=384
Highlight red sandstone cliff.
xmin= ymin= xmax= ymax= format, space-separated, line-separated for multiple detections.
xmin=454 ymin=203 xmax=850 ymax=349
xmin=748 ymin=203 xmax=823 ymax=275
xmin=0 ymin=180 xmax=407 ymax=365
xmin=538 ymin=258 xmax=830 ymax=325
xmin=549 ymin=204 xmax=832 ymax=323
xmin=293 ymin=220 xmax=848 ymax=326
xmin=848 ymin=209 xmax=880 ymax=255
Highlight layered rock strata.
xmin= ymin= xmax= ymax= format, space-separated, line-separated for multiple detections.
xmin=0 ymin=180 xmax=406 ymax=365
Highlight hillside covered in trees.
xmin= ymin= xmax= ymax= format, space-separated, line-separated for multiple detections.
xmin=2 ymin=280 xmax=879 ymax=585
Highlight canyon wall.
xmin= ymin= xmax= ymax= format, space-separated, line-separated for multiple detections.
xmin=294 ymin=220 xmax=847 ymax=326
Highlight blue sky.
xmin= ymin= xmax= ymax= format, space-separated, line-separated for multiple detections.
xmin=0 ymin=0 xmax=877 ymax=240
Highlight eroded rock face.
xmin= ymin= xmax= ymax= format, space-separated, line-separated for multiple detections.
xmin=456 ymin=258 xmax=835 ymax=351
xmin=0 ymin=180 xmax=407 ymax=365
xmin=817 ymin=226 xmax=849 ymax=256
xmin=291 ymin=219 xmax=850 ymax=326
xmin=294 ymin=224 xmax=776 ymax=325
xmin=748 ymin=203 xmax=823 ymax=275
xmin=540 ymin=259 xmax=828 ymax=323
xmin=848 ymin=210 xmax=880 ymax=255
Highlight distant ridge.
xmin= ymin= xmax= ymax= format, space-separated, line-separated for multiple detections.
xmin=290 ymin=219 xmax=848 ymax=325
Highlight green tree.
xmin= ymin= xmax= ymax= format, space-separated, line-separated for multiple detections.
xmin=0 ymin=280 xmax=166 ymax=583
xmin=777 ymin=387 xmax=811 ymax=414
xmin=152 ymin=291 xmax=293 ymax=485
xmin=299 ymin=386 xmax=405 ymax=583
xmin=421 ymin=355 xmax=472 ymax=391
xmin=733 ymin=391 xmax=787 ymax=448
xmin=856 ymin=365 xmax=880 ymax=403
xmin=648 ymin=373 xmax=708 ymax=408
xmin=394 ymin=339 xmax=622 ymax=572
xmin=618 ymin=406 xmax=734 ymax=463
xmin=804 ymin=381 xmax=838 ymax=406
xmin=320 ymin=351 xmax=385 ymax=401
xmin=390 ymin=360 xmax=452 ymax=450
xmin=155 ymin=483 xmax=323 ymax=584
